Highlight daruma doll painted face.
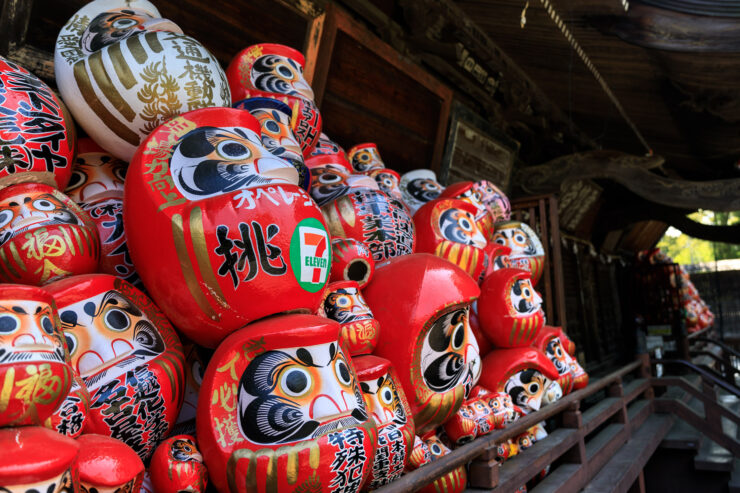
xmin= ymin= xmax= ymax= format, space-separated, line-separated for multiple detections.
xmin=477 ymin=268 xmax=544 ymax=348
xmin=0 ymin=284 xmax=72 ymax=427
xmin=197 ymin=314 xmax=376 ymax=493
xmin=54 ymin=0 xmax=230 ymax=161
xmin=0 ymin=182 xmax=100 ymax=285
xmin=347 ymin=143 xmax=385 ymax=174
xmin=226 ymin=43 xmax=321 ymax=156
xmin=399 ymin=169 xmax=444 ymax=215
xmin=0 ymin=57 xmax=75 ymax=191
xmin=124 ymin=107 xmax=334 ymax=348
xmin=0 ymin=427 xmax=79 ymax=493
xmin=150 ymin=435 xmax=208 ymax=493
xmin=318 ymin=280 xmax=380 ymax=356
xmin=440 ymin=181 xmax=494 ymax=242
xmin=363 ymin=254 xmax=481 ymax=435
xmin=479 ymin=346 xmax=559 ymax=413
xmin=473 ymin=180 xmax=510 ymax=223
xmin=413 ymin=198 xmax=489 ymax=282
xmin=354 ymin=355 xmax=415 ymax=489
xmin=46 ymin=274 xmax=185 ymax=461
xmin=492 ymin=220 xmax=546 ymax=284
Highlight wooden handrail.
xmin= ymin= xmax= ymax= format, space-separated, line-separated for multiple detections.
xmin=693 ymin=336 xmax=740 ymax=359
xmin=373 ymin=359 xmax=643 ymax=493
xmin=655 ymin=359 xmax=740 ymax=397
xmin=652 ymin=377 xmax=740 ymax=426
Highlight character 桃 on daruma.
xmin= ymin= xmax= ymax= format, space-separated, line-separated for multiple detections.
xmin=0 ymin=427 xmax=79 ymax=493
xmin=0 ymin=181 xmax=100 ymax=285
xmin=0 ymin=57 xmax=76 ymax=190
xmin=124 ymin=107 xmax=334 ymax=348
xmin=150 ymin=435 xmax=208 ymax=493
xmin=65 ymin=138 xmax=140 ymax=286
xmin=226 ymin=43 xmax=321 ymax=156
xmin=354 ymin=355 xmax=415 ymax=489
xmin=46 ymin=274 xmax=185 ymax=461
xmin=318 ymin=280 xmax=380 ymax=356
xmin=413 ymin=197 xmax=490 ymax=283
xmin=197 ymin=314 xmax=376 ymax=493
xmin=0 ymin=284 xmax=73 ymax=427
xmin=492 ymin=220 xmax=546 ymax=285
xmin=363 ymin=254 xmax=481 ymax=435
xmin=479 ymin=346 xmax=560 ymax=414
xmin=54 ymin=0 xmax=230 ymax=161
xmin=477 ymin=268 xmax=545 ymax=348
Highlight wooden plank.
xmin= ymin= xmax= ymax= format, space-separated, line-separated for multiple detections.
xmin=585 ymin=424 xmax=628 ymax=480
xmin=582 ymin=414 xmax=675 ymax=493
xmin=496 ymin=428 xmax=580 ymax=491
xmin=528 ymin=464 xmax=582 ymax=493
xmin=655 ymin=399 xmax=740 ymax=456
xmin=302 ymin=12 xmax=326 ymax=85
xmin=624 ymin=378 xmax=650 ymax=403
xmin=582 ymin=397 xmax=622 ymax=436
xmin=311 ymin=2 xmax=339 ymax=106
xmin=627 ymin=399 xmax=653 ymax=431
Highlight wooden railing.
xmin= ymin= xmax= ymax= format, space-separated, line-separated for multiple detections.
xmin=374 ymin=359 xmax=651 ymax=493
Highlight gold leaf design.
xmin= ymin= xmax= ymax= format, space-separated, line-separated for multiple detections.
xmin=137 ymin=59 xmax=182 ymax=134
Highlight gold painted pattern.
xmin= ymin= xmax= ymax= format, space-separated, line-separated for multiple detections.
xmin=172 ymin=214 xmax=219 ymax=321
xmin=189 ymin=207 xmax=229 ymax=309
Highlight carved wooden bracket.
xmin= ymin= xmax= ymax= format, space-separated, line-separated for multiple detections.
xmin=516 ymin=150 xmax=740 ymax=212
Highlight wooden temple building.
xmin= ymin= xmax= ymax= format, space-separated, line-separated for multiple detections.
xmin=1 ymin=0 xmax=740 ymax=491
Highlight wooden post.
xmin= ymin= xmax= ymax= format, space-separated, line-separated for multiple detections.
xmin=701 ymin=377 xmax=723 ymax=437
xmin=468 ymin=448 xmax=500 ymax=489
xmin=561 ymin=401 xmax=587 ymax=465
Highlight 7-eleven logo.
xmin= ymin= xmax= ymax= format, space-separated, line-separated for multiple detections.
xmin=291 ymin=218 xmax=331 ymax=292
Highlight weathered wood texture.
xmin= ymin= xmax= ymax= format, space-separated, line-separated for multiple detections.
xmin=516 ymin=151 xmax=740 ymax=212
xmin=312 ymin=5 xmax=453 ymax=174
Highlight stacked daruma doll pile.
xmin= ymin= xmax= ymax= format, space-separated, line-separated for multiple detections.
xmin=0 ymin=2 xmax=597 ymax=492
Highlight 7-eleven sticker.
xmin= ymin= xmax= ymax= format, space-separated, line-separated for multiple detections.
xmin=290 ymin=218 xmax=331 ymax=292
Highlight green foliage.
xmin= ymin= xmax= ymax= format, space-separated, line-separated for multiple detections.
xmin=657 ymin=210 xmax=740 ymax=264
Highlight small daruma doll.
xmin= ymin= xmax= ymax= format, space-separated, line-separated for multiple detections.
xmin=473 ymin=180 xmax=510 ymax=223
xmin=198 ymin=314 xmax=376 ymax=493
xmin=46 ymin=274 xmax=185 ymax=461
xmin=0 ymin=426 xmax=79 ymax=493
xmin=400 ymin=169 xmax=444 ymax=215
xmin=0 ymin=284 xmax=73 ymax=427
xmin=533 ymin=326 xmax=578 ymax=395
xmin=318 ymin=280 xmax=380 ymax=356
xmin=354 ymin=355 xmax=415 ymax=489
xmin=479 ymin=346 xmax=560 ymax=413
xmin=414 ymin=198 xmax=489 ymax=282
xmin=364 ymin=254 xmax=481 ymax=435
xmin=233 ymin=97 xmax=311 ymax=191
xmin=440 ymin=181 xmax=494 ymax=242
xmin=0 ymin=182 xmax=100 ymax=285
xmin=492 ymin=220 xmax=546 ymax=284
xmin=306 ymin=155 xmax=378 ymax=207
xmin=477 ymin=268 xmax=545 ymax=348
xmin=66 ymin=138 xmax=139 ymax=285
xmin=226 ymin=43 xmax=321 ymax=156
xmin=150 ymin=435 xmax=208 ymax=493
xmin=348 ymin=143 xmax=386 ymax=174
xmin=125 ymin=107 xmax=333 ymax=348
xmin=330 ymin=238 xmax=375 ymax=289
xmin=0 ymin=57 xmax=75 ymax=190
xmin=77 ymin=434 xmax=145 ymax=493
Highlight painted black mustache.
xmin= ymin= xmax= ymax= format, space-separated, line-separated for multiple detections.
xmin=423 ymin=352 xmax=465 ymax=392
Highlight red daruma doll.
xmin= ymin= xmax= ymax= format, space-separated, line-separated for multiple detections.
xmin=125 ymin=107 xmax=334 ymax=348
xmin=198 ymin=314 xmax=376 ymax=493
xmin=363 ymin=254 xmax=481 ymax=435
xmin=46 ymin=274 xmax=185 ymax=461
xmin=0 ymin=284 xmax=73 ymax=427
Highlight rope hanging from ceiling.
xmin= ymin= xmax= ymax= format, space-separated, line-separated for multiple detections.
xmin=522 ymin=0 xmax=653 ymax=155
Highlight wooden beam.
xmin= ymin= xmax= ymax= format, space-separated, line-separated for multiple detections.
xmin=0 ymin=0 xmax=33 ymax=57
xmin=516 ymin=150 xmax=740 ymax=212
xmin=592 ymin=4 xmax=740 ymax=53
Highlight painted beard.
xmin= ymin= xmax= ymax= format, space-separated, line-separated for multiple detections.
xmin=438 ymin=208 xmax=485 ymax=247
xmin=505 ymin=369 xmax=547 ymax=412
xmin=237 ymin=342 xmax=369 ymax=445
xmin=546 ymin=338 xmax=571 ymax=375
xmin=0 ymin=195 xmax=83 ymax=248
xmin=359 ymin=373 xmax=407 ymax=426
xmin=512 ymin=279 xmax=540 ymax=314
xmin=251 ymin=55 xmax=313 ymax=100
xmin=323 ymin=289 xmax=373 ymax=325
xmin=421 ymin=310 xmax=470 ymax=393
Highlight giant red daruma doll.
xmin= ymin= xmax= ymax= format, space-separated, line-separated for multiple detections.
xmin=198 ymin=314 xmax=377 ymax=493
xmin=46 ymin=274 xmax=185 ymax=461
xmin=125 ymin=107 xmax=334 ymax=348
xmin=363 ymin=253 xmax=481 ymax=434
